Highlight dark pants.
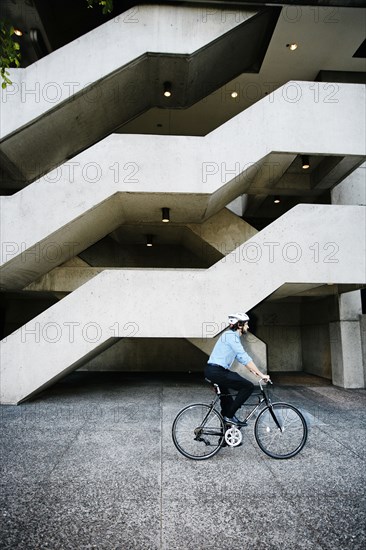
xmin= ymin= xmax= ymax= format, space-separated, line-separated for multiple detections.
xmin=205 ymin=363 xmax=254 ymax=418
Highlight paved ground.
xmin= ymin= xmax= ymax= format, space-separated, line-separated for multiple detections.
xmin=1 ymin=372 xmax=365 ymax=550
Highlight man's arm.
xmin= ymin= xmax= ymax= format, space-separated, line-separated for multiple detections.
xmin=244 ymin=360 xmax=270 ymax=381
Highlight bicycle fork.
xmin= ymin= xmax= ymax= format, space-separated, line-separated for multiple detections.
xmin=244 ymin=397 xmax=283 ymax=432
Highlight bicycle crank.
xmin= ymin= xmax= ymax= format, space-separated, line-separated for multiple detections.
xmin=224 ymin=426 xmax=242 ymax=447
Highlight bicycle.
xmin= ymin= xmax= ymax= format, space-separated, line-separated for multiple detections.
xmin=172 ymin=378 xmax=308 ymax=460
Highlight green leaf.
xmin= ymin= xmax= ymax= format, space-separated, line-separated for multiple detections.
xmin=0 ymin=20 xmax=21 ymax=88
xmin=85 ymin=0 xmax=113 ymax=14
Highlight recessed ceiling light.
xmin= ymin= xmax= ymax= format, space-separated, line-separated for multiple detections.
xmin=301 ymin=155 xmax=310 ymax=170
xmin=286 ymin=43 xmax=298 ymax=51
xmin=273 ymin=197 xmax=280 ymax=204
xmin=231 ymin=91 xmax=238 ymax=98
xmin=162 ymin=207 xmax=170 ymax=222
xmin=14 ymin=29 xmax=23 ymax=37
xmin=163 ymin=82 xmax=172 ymax=97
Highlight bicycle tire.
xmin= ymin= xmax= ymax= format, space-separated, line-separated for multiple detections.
xmin=172 ymin=403 xmax=225 ymax=460
xmin=254 ymin=402 xmax=307 ymax=459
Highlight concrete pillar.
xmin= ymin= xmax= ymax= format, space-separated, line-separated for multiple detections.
xmin=330 ymin=168 xmax=365 ymax=387
xmin=361 ymin=315 xmax=366 ymax=385
xmin=330 ymin=292 xmax=365 ymax=388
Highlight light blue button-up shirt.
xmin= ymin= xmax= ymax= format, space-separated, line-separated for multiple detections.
xmin=208 ymin=329 xmax=252 ymax=370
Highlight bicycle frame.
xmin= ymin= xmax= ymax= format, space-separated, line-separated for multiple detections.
xmin=202 ymin=380 xmax=284 ymax=431
xmin=194 ymin=398 xmax=223 ymax=440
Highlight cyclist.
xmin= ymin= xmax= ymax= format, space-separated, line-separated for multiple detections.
xmin=205 ymin=312 xmax=270 ymax=427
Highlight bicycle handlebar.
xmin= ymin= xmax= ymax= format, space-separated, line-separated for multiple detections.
xmin=258 ymin=378 xmax=272 ymax=389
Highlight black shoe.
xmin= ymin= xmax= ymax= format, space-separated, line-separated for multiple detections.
xmin=223 ymin=415 xmax=247 ymax=427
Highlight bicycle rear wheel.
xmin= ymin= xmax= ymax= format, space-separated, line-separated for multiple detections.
xmin=172 ymin=403 xmax=225 ymax=460
xmin=254 ymin=403 xmax=307 ymax=459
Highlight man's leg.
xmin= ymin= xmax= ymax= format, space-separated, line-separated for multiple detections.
xmin=219 ymin=390 xmax=234 ymax=418
xmin=204 ymin=364 xmax=234 ymax=417
xmin=222 ymin=370 xmax=254 ymax=418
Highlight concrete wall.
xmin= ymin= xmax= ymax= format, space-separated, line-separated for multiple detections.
xmin=301 ymin=324 xmax=332 ymax=379
xmin=79 ymin=329 xmax=267 ymax=377
xmin=78 ymin=338 xmax=207 ymax=373
xmin=252 ymin=301 xmax=302 ymax=372
xmin=79 ymin=239 xmax=209 ymax=268
xmin=252 ymin=296 xmax=340 ymax=380
xmin=299 ymin=296 xmax=338 ymax=380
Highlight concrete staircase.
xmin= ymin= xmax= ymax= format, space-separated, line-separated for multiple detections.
xmin=1 ymin=81 xmax=365 ymax=290
xmin=0 ymin=5 xmax=279 ymax=188
xmin=1 ymin=203 xmax=365 ymax=404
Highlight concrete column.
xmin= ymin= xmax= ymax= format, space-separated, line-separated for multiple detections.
xmin=330 ymin=168 xmax=365 ymax=388
xmin=330 ymin=292 xmax=365 ymax=388
xmin=361 ymin=315 xmax=366 ymax=385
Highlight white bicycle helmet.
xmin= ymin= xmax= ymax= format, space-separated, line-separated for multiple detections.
xmin=228 ymin=312 xmax=249 ymax=325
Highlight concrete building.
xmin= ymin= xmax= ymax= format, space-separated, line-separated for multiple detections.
xmin=0 ymin=0 xmax=365 ymax=404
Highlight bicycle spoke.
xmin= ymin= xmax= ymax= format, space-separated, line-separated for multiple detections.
xmin=172 ymin=404 xmax=225 ymax=460
xmin=254 ymin=403 xmax=307 ymax=459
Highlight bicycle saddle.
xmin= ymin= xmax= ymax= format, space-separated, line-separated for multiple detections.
xmin=205 ymin=378 xmax=221 ymax=393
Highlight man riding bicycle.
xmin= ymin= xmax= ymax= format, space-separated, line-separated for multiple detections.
xmin=205 ymin=312 xmax=270 ymax=427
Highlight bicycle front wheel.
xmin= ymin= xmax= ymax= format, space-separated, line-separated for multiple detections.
xmin=254 ymin=403 xmax=308 ymax=459
xmin=172 ymin=404 xmax=225 ymax=460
